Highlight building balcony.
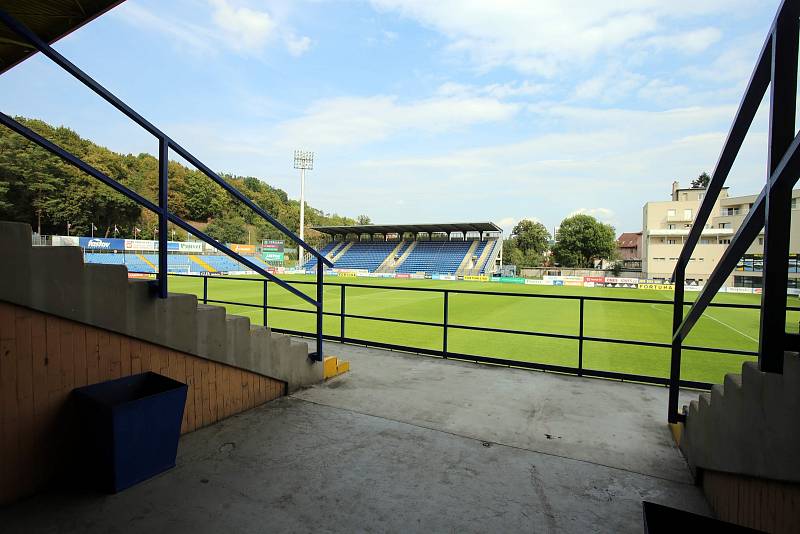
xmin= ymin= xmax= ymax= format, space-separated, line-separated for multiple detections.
xmin=648 ymin=228 xmax=734 ymax=237
xmin=1 ymin=339 xmax=709 ymax=533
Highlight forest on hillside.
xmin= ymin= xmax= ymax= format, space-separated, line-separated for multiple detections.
xmin=0 ymin=117 xmax=360 ymax=245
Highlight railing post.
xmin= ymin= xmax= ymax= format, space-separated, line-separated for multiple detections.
xmin=202 ymin=276 xmax=208 ymax=304
xmin=157 ymin=136 xmax=169 ymax=298
xmin=759 ymin=6 xmax=799 ymax=372
xmin=443 ymin=290 xmax=449 ymax=358
xmin=268 ymin=278 xmax=269 ymax=328
xmin=313 ymin=260 xmax=324 ymax=362
xmin=578 ymin=298 xmax=584 ymax=376
xmin=668 ymin=271 xmax=686 ymax=423
xmin=340 ymin=285 xmax=346 ymax=341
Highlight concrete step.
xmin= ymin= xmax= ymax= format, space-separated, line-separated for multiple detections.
xmin=323 ymin=355 xmax=350 ymax=379
xmin=0 ymin=220 xmax=325 ymax=393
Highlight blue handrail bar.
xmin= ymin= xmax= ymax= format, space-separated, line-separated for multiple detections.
xmin=0 ymin=8 xmax=329 ymax=361
xmin=666 ymin=0 xmax=800 ymax=422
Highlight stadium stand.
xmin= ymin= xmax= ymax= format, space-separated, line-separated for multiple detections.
xmin=83 ymin=252 xmax=268 ymax=274
xmin=300 ymin=222 xmax=503 ymax=275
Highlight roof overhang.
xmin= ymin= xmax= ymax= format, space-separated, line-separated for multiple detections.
xmin=0 ymin=1 xmax=125 ymax=75
xmin=312 ymin=222 xmax=503 ymax=237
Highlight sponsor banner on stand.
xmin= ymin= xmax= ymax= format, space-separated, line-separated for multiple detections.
xmin=439 ymin=275 xmax=456 ymax=281
xmin=496 ymin=277 xmax=526 ymax=284
xmin=543 ymin=275 xmax=563 ymax=283
xmin=525 ymin=279 xmax=551 ymax=285
xmin=337 ymin=272 xmax=358 ymax=278
xmin=410 ymin=273 xmax=426 ymax=279
xmin=562 ymin=275 xmax=584 ymax=282
xmin=754 ymin=288 xmax=763 ymax=294
xmin=564 ymin=280 xmax=584 ymax=287
xmin=552 ymin=280 xmax=564 ymax=286
xmin=356 ymin=273 xmax=371 ymax=277
xmin=125 ymin=239 xmax=157 ymax=251
xmin=261 ymin=251 xmax=285 ymax=261
xmin=396 ymin=273 xmax=411 ymax=279
xmin=229 ymin=243 xmax=256 ymax=255
xmin=787 ymin=288 xmax=799 ymax=296
xmin=464 ymin=275 xmax=489 ymax=282
xmin=80 ymin=237 xmax=125 ymax=250
xmin=167 ymin=241 xmax=180 ymax=251
xmin=684 ymin=285 xmax=704 ymax=292
xmin=583 ymin=282 xmax=595 ymax=288
xmin=584 ymin=276 xmax=605 ymax=284
xmin=178 ymin=241 xmax=203 ymax=253
xmin=724 ymin=286 xmax=754 ymax=294
xmin=128 ymin=272 xmax=155 ymax=279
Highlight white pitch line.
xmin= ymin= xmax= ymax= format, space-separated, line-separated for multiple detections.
xmin=649 ymin=302 xmax=758 ymax=344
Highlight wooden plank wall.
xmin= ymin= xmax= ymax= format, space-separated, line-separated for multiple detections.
xmin=0 ymin=300 xmax=285 ymax=505
xmin=703 ymin=469 xmax=800 ymax=533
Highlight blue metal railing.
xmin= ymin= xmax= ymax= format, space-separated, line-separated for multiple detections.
xmin=0 ymin=8 xmax=333 ymax=361
xmin=667 ymin=0 xmax=800 ymax=422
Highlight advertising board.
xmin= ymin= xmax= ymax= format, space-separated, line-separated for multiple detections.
xmin=396 ymin=273 xmax=411 ymax=279
xmin=261 ymin=251 xmax=285 ymax=261
xmin=229 ymin=243 xmax=256 ymax=255
xmin=564 ymin=280 xmax=584 ymax=286
xmin=524 ymin=279 xmax=551 ymax=285
xmin=605 ymin=277 xmax=640 ymax=285
xmin=80 ymin=237 xmax=125 ymax=251
xmin=638 ymin=283 xmax=675 ymax=291
xmin=583 ymin=276 xmax=605 ymax=284
xmin=724 ymin=286 xmax=754 ymax=294
xmin=125 ymin=239 xmax=157 ymax=251
xmin=464 ymin=275 xmax=489 ymax=282
xmin=178 ymin=241 xmax=203 ymax=253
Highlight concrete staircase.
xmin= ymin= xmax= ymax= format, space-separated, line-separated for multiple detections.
xmin=330 ymin=242 xmax=352 ymax=263
xmin=455 ymin=240 xmax=479 ymax=276
xmin=680 ymin=352 xmax=800 ymax=481
xmin=0 ymin=221 xmax=325 ymax=391
xmin=387 ymin=241 xmax=416 ymax=273
xmin=375 ymin=241 xmax=406 ymax=273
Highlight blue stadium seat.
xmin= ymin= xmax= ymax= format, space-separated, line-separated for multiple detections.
xmin=395 ymin=241 xmax=472 ymax=275
xmin=333 ymin=242 xmax=396 ymax=271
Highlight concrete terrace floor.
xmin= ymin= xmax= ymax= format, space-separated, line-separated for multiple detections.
xmin=2 ymin=340 xmax=709 ymax=533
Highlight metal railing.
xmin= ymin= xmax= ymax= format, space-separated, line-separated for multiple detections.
xmin=668 ymin=0 xmax=800 ymax=422
xmin=167 ymin=273 xmax=791 ymax=390
xmin=0 ymin=9 xmax=334 ymax=361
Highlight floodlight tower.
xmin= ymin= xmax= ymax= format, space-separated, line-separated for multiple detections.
xmin=293 ymin=150 xmax=314 ymax=266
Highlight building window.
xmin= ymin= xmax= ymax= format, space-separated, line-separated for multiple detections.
xmin=700 ymin=239 xmax=710 ymax=245
xmin=720 ymin=239 xmax=731 ymax=244
xmin=719 ymin=222 xmax=731 ymax=229
xmin=792 ymin=198 xmax=798 ymax=209
xmin=759 ymin=237 xmax=764 ymax=245
xmin=667 ymin=239 xmax=677 ymax=244
xmin=683 ymin=209 xmax=692 ymax=220
xmin=721 ymin=207 xmax=741 ymax=216
xmin=667 ymin=224 xmax=676 ymax=229
xmin=667 ymin=209 xmax=676 ymax=217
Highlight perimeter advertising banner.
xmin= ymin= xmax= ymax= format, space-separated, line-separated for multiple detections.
xmin=584 ymin=276 xmax=605 ymax=284
xmin=261 ymin=251 xmax=285 ymax=262
xmin=525 ymin=279 xmax=551 ymax=285
xmin=229 ymin=243 xmax=256 ymax=255
xmin=464 ymin=275 xmax=489 ymax=282
xmin=80 ymin=237 xmax=125 ymax=250
xmin=639 ymin=282 xmax=675 ymax=291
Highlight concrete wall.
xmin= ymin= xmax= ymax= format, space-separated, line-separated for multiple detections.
xmin=0 ymin=221 xmax=323 ymax=391
xmin=0 ymin=300 xmax=284 ymax=505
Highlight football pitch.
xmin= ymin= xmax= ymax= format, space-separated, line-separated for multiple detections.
xmin=169 ymin=274 xmax=797 ymax=386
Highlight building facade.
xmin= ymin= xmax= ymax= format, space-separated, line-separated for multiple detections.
xmin=642 ymin=181 xmax=800 ymax=288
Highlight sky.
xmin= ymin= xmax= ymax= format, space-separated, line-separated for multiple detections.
xmin=0 ymin=0 xmax=787 ymax=236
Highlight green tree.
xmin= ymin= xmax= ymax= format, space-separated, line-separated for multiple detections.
xmin=691 ymin=172 xmax=711 ymax=189
xmin=502 ymin=219 xmax=550 ymax=266
xmin=206 ymin=214 xmax=247 ymax=244
xmin=552 ymin=214 xmax=616 ymax=267
xmin=356 ymin=214 xmax=371 ymax=224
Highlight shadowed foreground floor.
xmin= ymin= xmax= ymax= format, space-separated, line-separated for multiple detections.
xmin=1 ymin=341 xmax=709 ymax=533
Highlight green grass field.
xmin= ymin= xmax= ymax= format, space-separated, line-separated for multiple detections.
xmin=169 ymin=274 xmax=799 ymax=385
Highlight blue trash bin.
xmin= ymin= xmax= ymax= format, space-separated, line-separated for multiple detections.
xmin=73 ymin=371 xmax=188 ymax=493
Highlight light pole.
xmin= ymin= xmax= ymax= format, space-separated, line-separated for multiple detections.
xmin=293 ymin=149 xmax=314 ymax=266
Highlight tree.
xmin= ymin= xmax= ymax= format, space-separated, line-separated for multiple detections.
xmin=512 ymin=219 xmax=550 ymax=255
xmin=206 ymin=215 xmax=247 ymax=244
xmin=691 ymin=172 xmax=711 ymax=189
xmin=552 ymin=214 xmax=616 ymax=267
xmin=356 ymin=214 xmax=371 ymax=224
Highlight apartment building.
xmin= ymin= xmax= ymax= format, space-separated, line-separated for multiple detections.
xmin=642 ymin=181 xmax=800 ymax=288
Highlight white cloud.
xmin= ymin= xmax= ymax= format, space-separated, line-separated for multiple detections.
xmin=209 ymin=0 xmax=276 ymax=51
xmin=568 ymin=207 xmax=616 ymax=222
xmin=438 ymin=80 xmax=549 ymax=99
xmin=274 ymin=94 xmax=519 ymax=148
xmin=370 ymin=0 xmax=746 ymax=75
xmin=496 ymin=216 xmax=542 ymax=235
xmin=114 ymin=0 xmax=311 ymax=57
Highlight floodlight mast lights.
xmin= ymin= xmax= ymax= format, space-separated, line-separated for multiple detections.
xmin=293 ymin=150 xmax=314 ymax=266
